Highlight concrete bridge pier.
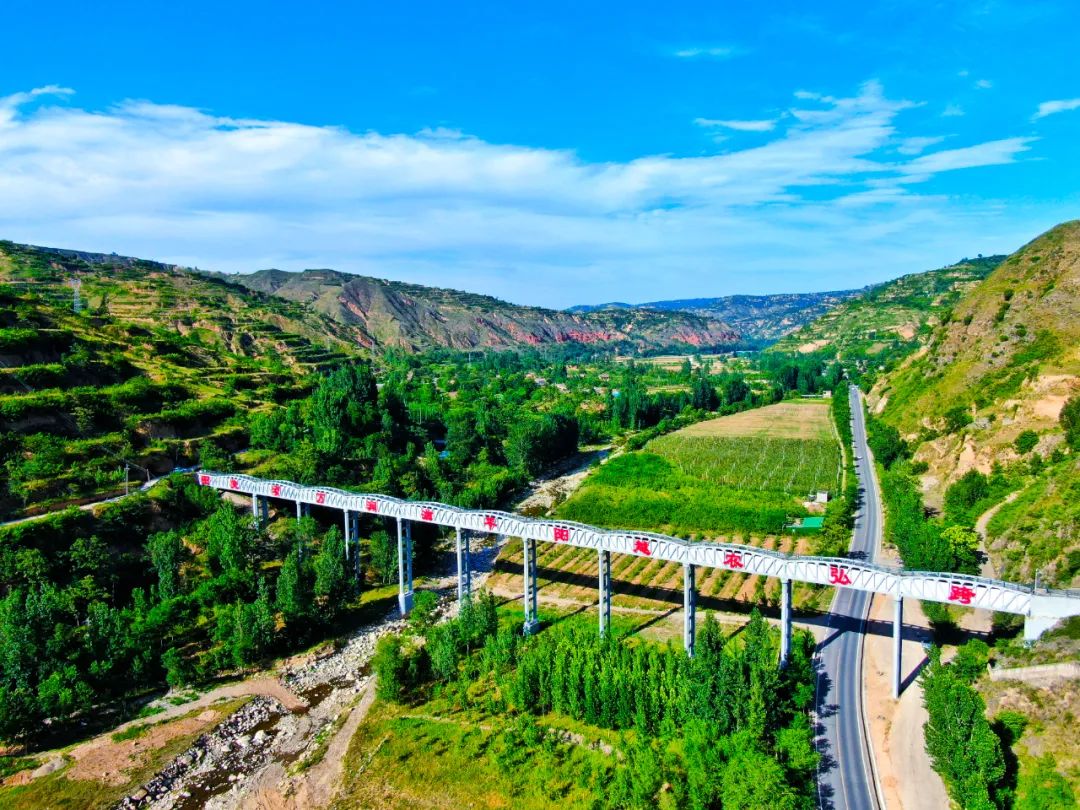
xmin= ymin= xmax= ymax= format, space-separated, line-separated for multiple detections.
xmin=684 ymin=563 xmax=697 ymax=657
xmin=780 ymin=578 xmax=792 ymax=667
xmin=397 ymin=517 xmax=414 ymax=616
xmin=251 ymin=494 xmax=268 ymax=528
xmin=523 ymin=537 xmax=539 ymax=635
xmin=456 ymin=527 xmax=473 ymax=601
xmin=598 ymin=549 xmax=611 ymax=637
xmin=343 ymin=509 xmax=351 ymax=561
xmin=893 ymin=595 xmax=903 ymax=698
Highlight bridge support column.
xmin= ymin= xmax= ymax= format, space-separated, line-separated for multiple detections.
xmin=893 ymin=595 xmax=903 ymax=698
xmin=456 ymin=527 xmax=473 ymax=601
xmin=598 ymin=550 xmax=611 ymax=637
xmin=683 ymin=563 xmax=697 ymax=657
xmin=523 ymin=537 xmax=539 ymax=635
xmin=396 ymin=517 xmax=413 ymax=616
xmin=780 ymin=578 xmax=792 ymax=668
xmin=251 ymin=494 xmax=267 ymax=528
xmin=343 ymin=510 xmax=351 ymax=561
xmin=350 ymin=511 xmax=361 ymax=582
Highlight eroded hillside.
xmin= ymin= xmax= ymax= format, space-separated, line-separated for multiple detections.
xmin=230 ymin=268 xmax=741 ymax=352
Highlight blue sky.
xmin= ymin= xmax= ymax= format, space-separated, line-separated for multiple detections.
xmin=1 ymin=0 xmax=1078 ymax=307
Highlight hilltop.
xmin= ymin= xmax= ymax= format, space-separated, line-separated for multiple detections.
xmin=770 ymin=255 xmax=1004 ymax=365
xmin=226 ymin=267 xmax=740 ymax=353
xmin=571 ymin=288 xmax=864 ymax=340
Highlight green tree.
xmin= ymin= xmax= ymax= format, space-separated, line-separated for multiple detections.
xmin=313 ymin=526 xmax=349 ymax=619
xmin=369 ymin=529 xmax=398 ymax=586
xmin=275 ymin=549 xmax=311 ymax=626
xmin=148 ymin=530 xmax=186 ymax=600
xmin=1060 ymin=394 xmax=1080 ymax=450
xmin=941 ymin=525 xmax=981 ymax=573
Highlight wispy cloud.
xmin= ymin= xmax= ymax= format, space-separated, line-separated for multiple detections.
xmin=0 ymin=83 xmax=1051 ymax=306
xmin=673 ymin=45 xmax=739 ymax=59
xmin=974 ymin=78 xmax=993 ymax=89
xmin=942 ymin=103 xmax=965 ymax=117
xmin=694 ymin=117 xmax=778 ymax=132
xmin=1033 ymin=98 xmax=1080 ymax=120
xmin=896 ymin=136 xmax=947 ymax=155
xmin=900 ymin=137 xmax=1034 ymax=176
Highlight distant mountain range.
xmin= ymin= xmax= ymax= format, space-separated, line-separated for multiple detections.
xmin=222 ymin=268 xmax=740 ymax=353
xmin=570 ymin=289 xmax=865 ymax=340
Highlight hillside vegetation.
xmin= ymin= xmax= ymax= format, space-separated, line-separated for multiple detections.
xmin=0 ymin=242 xmax=360 ymax=516
xmin=772 ymin=255 xmax=1002 ymax=379
xmin=868 ymin=222 xmax=1080 ymax=585
xmin=572 ymin=289 xmax=863 ymax=340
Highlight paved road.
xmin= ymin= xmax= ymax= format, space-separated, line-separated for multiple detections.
xmin=816 ymin=385 xmax=881 ymax=810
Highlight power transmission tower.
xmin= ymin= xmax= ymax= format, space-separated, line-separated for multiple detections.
xmin=70 ymin=278 xmax=83 ymax=313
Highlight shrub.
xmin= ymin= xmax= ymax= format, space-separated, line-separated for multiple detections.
xmin=1014 ymin=430 xmax=1039 ymax=455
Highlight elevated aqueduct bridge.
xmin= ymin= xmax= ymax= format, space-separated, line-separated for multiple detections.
xmin=198 ymin=472 xmax=1080 ymax=697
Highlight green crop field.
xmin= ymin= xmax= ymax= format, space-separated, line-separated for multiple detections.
xmin=556 ymin=400 xmax=842 ymax=537
xmin=648 ymin=433 xmax=840 ymax=495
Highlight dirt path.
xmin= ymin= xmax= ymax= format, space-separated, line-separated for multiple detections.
xmin=973 ymin=492 xmax=1019 ymax=579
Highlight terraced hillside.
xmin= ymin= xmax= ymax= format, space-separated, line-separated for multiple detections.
xmin=771 ymin=255 xmax=1003 ymax=372
xmin=228 ymin=267 xmax=742 ymax=353
xmin=0 ymin=242 xmax=362 ymax=517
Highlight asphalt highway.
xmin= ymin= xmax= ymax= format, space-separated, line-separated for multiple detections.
xmin=815 ymin=384 xmax=881 ymax=810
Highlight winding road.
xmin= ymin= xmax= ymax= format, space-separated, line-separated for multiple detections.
xmin=816 ymin=385 xmax=882 ymax=810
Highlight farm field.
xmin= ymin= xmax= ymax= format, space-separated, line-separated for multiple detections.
xmin=501 ymin=398 xmax=844 ymax=618
xmin=554 ymin=399 xmax=841 ymax=536
xmin=677 ymin=399 xmax=835 ymax=440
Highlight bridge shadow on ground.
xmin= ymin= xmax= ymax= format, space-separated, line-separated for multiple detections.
xmin=491 ymin=559 xmax=994 ymax=648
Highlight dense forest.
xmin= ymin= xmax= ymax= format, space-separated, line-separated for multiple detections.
xmin=373 ymin=606 xmax=819 ymax=809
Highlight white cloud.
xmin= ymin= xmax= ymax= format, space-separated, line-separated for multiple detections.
xmin=942 ymin=103 xmax=965 ymax=117
xmin=694 ymin=117 xmax=778 ymax=132
xmin=897 ymin=135 xmax=947 ymax=155
xmin=900 ymin=137 xmax=1034 ymax=176
xmin=1033 ymin=98 xmax=1080 ymax=119
xmin=674 ymin=46 xmax=738 ymax=59
xmin=975 ymin=79 xmax=993 ymax=89
xmin=0 ymin=83 xmax=1056 ymax=307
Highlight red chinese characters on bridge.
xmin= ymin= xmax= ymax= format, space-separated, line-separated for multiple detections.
xmin=828 ymin=565 xmax=853 ymax=586
xmin=365 ymin=499 xmax=378 ymax=513
xmin=270 ymin=484 xmax=281 ymax=497
xmin=421 ymin=508 xmax=434 ymax=522
xmin=315 ymin=491 xmax=327 ymax=505
xmin=553 ymin=527 xmax=570 ymax=542
xmin=199 ymin=474 xmax=210 ymax=486
xmin=484 ymin=515 xmax=498 ymax=530
xmin=723 ymin=551 xmax=744 ymax=569
xmin=948 ymin=584 xmax=976 ymax=605
xmin=229 ymin=478 xmax=239 ymax=490
xmin=633 ymin=538 xmax=653 ymax=557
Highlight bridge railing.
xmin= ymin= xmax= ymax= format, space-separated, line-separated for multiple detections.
xmin=196 ymin=471 xmax=1079 ymax=621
